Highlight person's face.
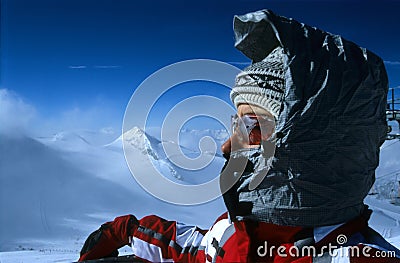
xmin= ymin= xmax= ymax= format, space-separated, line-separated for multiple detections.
xmin=221 ymin=104 xmax=275 ymax=155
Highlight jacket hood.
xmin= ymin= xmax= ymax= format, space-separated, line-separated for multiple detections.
xmin=228 ymin=9 xmax=388 ymax=226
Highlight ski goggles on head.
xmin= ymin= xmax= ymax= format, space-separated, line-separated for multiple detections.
xmin=231 ymin=114 xmax=275 ymax=145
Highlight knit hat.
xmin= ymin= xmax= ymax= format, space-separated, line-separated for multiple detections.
xmin=230 ymin=46 xmax=285 ymax=119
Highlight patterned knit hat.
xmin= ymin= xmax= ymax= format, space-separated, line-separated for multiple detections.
xmin=230 ymin=46 xmax=285 ymax=119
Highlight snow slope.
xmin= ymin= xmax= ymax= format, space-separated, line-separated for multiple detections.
xmin=1 ymin=125 xmax=400 ymax=262
xmin=0 ymin=127 xmax=227 ymax=261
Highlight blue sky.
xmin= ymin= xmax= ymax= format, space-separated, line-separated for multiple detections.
xmin=1 ymin=0 xmax=400 ymax=134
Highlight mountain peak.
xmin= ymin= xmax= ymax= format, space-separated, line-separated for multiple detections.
xmin=124 ymin=126 xmax=145 ymax=140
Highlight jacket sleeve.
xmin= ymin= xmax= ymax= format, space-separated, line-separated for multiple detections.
xmin=78 ymin=214 xmax=207 ymax=262
xmin=131 ymin=215 xmax=207 ymax=262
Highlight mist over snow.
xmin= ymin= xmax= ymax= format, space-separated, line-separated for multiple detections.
xmin=1 ymin=89 xmax=400 ymax=262
xmin=0 ymin=127 xmax=228 ymax=261
xmin=0 ymin=89 xmax=121 ymax=139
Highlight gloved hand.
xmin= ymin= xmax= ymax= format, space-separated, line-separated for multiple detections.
xmin=78 ymin=214 xmax=138 ymax=261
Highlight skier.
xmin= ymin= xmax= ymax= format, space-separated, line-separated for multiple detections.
xmin=78 ymin=10 xmax=400 ymax=262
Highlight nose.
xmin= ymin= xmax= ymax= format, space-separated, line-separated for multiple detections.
xmin=221 ymin=137 xmax=232 ymax=156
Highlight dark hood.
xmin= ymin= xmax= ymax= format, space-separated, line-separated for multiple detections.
xmin=227 ymin=9 xmax=388 ymax=226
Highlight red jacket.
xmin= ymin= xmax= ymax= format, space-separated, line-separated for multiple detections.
xmin=79 ymin=210 xmax=400 ymax=262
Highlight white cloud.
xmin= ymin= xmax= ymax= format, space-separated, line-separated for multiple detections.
xmin=68 ymin=65 xmax=122 ymax=69
xmin=384 ymin=60 xmax=400 ymax=66
xmin=0 ymin=89 xmax=37 ymax=135
xmin=53 ymin=106 xmax=120 ymax=132
xmin=68 ymin=65 xmax=88 ymax=69
xmin=0 ymin=89 xmax=121 ymax=138
xmin=100 ymin=126 xmax=116 ymax=135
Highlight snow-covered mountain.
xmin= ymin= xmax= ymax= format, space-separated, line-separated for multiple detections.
xmin=37 ymin=129 xmax=118 ymax=151
xmin=1 ymin=125 xmax=400 ymax=262
xmin=107 ymin=127 xmax=228 ymax=184
xmin=0 ymin=127 xmax=228 ymax=254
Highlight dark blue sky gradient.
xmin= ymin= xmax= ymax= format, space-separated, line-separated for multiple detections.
xmin=2 ymin=0 xmax=400 ymax=130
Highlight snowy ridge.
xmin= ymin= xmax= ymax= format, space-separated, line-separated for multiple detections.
xmin=106 ymin=127 xmax=229 ymax=182
xmin=106 ymin=127 xmax=180 ymax=180
xmin=178 ymin=128 xmax=229 ymax=157
xmin=37 ymin=129 xmax=118 ymax=151
xmin=122 ymin=127 xmax=160 ymax=159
